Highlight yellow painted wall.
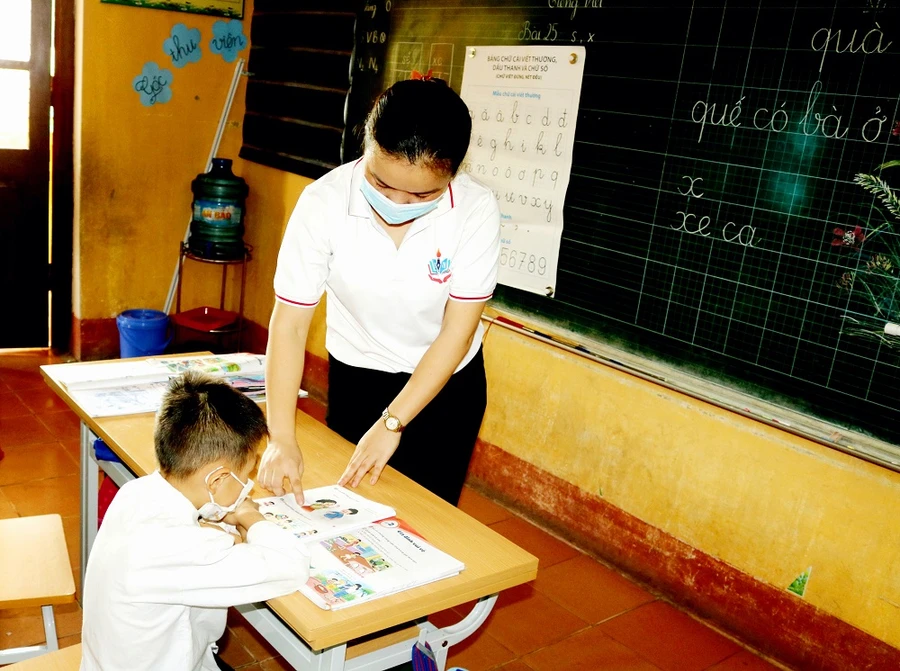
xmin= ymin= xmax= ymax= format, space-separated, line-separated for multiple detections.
xmin=74 ymin=0 xmax=900 ymax=652
xmin=74 ymin=0 xmax=327 ymax=351
xmin=227 ymin=160 xmax=328 ymax=353
xmin=74 ymin=0 xmax=254 ymax=324
xmin=477 ymin=326 xmax=900 ymax=648
xmin=291 ymin=248 xmax=900 ymax=649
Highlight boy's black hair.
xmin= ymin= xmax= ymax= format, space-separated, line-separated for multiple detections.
xmin=364 ymin=78 xmax=472 ymax=176
xmin=154 ymin=371 xmax=268 ymax=478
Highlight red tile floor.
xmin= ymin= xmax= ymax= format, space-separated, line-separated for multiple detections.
xmin=0 ymin=349 xmax=786 ymax=670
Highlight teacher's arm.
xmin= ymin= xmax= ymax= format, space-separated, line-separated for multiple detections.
xmin=338 ymin=299 xmax=485 ymax=489
xmin=259 ymin=300 xmax=316 ymax=498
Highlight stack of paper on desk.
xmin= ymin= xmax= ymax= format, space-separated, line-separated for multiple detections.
xmin=51 ymin=353 xmax=306 ymax=417
xmin=255 ymin=485 xmax=465 ymax=611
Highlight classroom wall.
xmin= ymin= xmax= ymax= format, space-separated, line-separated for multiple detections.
xmin=72 ymin=0 xmax=288 ymax=358
xmin=284 ymin=276 xmax=900 ymax=666
xmin=471 ymin=325 xmax=900 ymax=658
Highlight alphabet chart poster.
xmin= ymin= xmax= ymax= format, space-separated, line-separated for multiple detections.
xmin=460 ymin=46 xmax=585 ymax=297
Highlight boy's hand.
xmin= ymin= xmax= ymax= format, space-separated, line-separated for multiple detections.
xmin=198 ymin=519 xmax=243 ymax=544
xmin=223 ymin=499 xmax=265 ymax=533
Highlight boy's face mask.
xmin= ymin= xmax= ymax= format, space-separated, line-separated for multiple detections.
xmin=197 ymin=466 xmax=254 ymax=522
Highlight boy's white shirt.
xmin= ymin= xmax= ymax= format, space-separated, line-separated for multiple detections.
xmin=81 ymin=471 xmax=310 ymax=671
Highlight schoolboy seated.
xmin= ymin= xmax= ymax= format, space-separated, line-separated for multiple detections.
xmin=81 ymin=372 xmax=310 ymax=671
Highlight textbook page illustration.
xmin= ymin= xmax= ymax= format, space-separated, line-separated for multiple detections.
xmin=300 ymin=517 xmax=464 ymax=610
xmin=255 ymin=487 xmax=465 ymax=611
xmin=254 ymin=485 xmax=396 ymax=538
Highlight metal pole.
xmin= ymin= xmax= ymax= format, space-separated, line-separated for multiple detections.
xmin=164 ymin=58 xmax=246 ymax=315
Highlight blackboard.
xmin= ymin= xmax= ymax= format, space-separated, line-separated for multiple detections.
xmin=340 ymin=1 xmax=900 ymax=446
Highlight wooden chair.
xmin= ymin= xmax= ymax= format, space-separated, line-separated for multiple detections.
xmin=0 ymin=644 xmax=81 ymax=670
xmin=0 ymin=515 xmax=76 ymax=664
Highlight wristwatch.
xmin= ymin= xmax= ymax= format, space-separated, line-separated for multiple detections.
xmin=381 ymin=408 xmax=405 ymax=433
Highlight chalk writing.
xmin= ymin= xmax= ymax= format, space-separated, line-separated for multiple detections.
xmin=691 ymin=96 xmax=744 ymax=142
xmin=678 ymin=175 xmax=705 ymax=199
xmin=797 ymin=81 xmax=849 ymax=139
xmin=358 ymin=56 xmax=380 ymax=73
xmin=810 ymin=21 xmax=892 ymax=73
xmin=690 ymin=80 xmax=893 ymax=144
xmin=673 ymin=176 xmax=761 ymax=248
xmin=547 ymin=0 xmax=603 ymax=20
xmin=519 ymin=21 xmax=559 ymax=42
xmin=391 ymin=41 xmax=423 ymax=81
xmin=428 ymin=43 xmax=454 ymax=84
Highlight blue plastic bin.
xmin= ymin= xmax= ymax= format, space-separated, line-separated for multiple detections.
xmin=116 ymin=309 xmax=172 ymax=358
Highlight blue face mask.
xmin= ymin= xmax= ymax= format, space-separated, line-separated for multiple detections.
xmin=360 ymin=176 xmax=443 ymax=225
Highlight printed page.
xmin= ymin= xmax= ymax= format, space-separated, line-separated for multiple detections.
xmin=299 ymin=518 xmax=465 ymax=610
xmin=56 ymin=353 xmax=265 ymax=391
xmin=60 ymin=354 xmax=306 ymax=416
xmin=225 ymin=373 xmax=308 ymax=402
xmin=52 ymin=359 xmax=165 ymax=391
xmin=154 ymin=353 xmax=266 ymax=377
xmin=70 ymin=379 xmax=173 ymax=417
xmin=254 ymin=486 xmax=396 ymax=539
xmin=460 ymin=45 xmax=586 ymax=297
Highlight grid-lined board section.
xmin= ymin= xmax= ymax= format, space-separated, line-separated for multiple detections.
xmin=239 ymin=0 xmax=357 ymax=179
xmin=345 ymin=1 xmax=900 ymax=444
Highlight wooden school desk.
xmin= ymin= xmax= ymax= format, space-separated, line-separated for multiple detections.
xmin=40 ymin=358 xmax=538 ymax=671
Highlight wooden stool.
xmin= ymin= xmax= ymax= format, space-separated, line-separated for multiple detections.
xmin=0 ymin=515 xmax=76 ymax=664
xmin=0 ymin=644 xmax=81 ymax=669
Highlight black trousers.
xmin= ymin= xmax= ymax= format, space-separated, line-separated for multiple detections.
xmin=326 ymin=348 xmax=487 ymax=505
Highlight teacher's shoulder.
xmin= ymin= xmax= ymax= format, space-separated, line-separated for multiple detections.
xmin=456 ymin=171 xmax=500 ymax=225
xmin=300 ymin=162 xmax=356 ymax=202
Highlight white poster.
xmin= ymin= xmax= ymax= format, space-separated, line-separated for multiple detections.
xmin=460 ymin=45 xmax=585 ymax=296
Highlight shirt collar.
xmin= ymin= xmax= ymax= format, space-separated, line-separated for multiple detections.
xmin=148 ymin=470 xmax=204 ymax=523
xmin=347 ymin=158 xmax=456 ymax=222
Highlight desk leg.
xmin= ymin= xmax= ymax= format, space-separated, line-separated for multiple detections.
xmin=80 ymin=422 xmax=99 ymax=591
xmin=236 ymin=603 xmax=347 ymax=671
xmin=237 ymin=594 xmax=499 ymax=671
xmin=418 ymin=594 xmax=498 ymax=671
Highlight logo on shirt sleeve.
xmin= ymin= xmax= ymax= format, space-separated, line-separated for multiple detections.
xmin=427 ymin=249 xmax=452 ymax=284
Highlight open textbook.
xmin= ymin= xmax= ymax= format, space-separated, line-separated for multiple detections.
xmin=50 ymin=353 xmax=306 ymax=417
xmin=255 ymin=485 xmax=465 ymax=611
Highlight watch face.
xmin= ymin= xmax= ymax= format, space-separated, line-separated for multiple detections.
xmin=385 ymin=416 xmax=401 ymax=431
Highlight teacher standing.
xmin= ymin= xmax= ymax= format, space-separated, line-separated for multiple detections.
xmin=258 ymin=77 xmax=500 ymax=505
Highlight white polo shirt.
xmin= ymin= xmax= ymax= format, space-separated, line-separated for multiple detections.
xmin=274 ymin=160 xmax=500 ymax=374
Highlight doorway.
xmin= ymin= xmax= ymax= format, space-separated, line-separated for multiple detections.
xmin=0 ymin=0 xmax=73 ymax=350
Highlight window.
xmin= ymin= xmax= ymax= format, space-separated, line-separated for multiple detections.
xmin=239 ymin=1 xmax=357 ymax=178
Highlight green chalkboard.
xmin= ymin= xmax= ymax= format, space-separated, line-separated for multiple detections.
xmin=339 ymin=1 xmax=900 ymax=446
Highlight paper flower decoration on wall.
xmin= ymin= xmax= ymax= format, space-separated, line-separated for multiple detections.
xmin=210 ymin=20 xmax=247 ymax=63
xmin=164 ymin=23 xmax=202 ymax=68
xmin=132 ymin=62 xmax=172 ymax=107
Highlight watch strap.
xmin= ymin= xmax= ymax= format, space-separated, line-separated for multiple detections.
xmin=381 ymin=408 xmax=405 ymax=432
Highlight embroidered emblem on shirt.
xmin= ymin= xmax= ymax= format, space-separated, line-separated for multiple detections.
xmin=427 ymin=249 xmax=452 ymax=284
